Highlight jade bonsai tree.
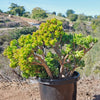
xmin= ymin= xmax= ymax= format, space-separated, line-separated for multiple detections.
xmin=3 ymin=18 xmax=98 ymax=79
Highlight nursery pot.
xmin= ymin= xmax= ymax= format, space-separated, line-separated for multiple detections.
xmin=39 ymin=71 xmax=80 ymax=100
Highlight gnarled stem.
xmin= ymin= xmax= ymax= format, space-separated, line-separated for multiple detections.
xmin=31 ymin=53 xmax=53 ymax=78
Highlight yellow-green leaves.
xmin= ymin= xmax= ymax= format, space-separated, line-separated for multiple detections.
xmin=57 ymin=20 xmax=63 ymax=26
xmin=10 ymin=59 xmax=18 ymax=68
xmin=3 ymin=46 xmax=17 ymax=59
xmin=18 ymin=35 xmax=26 ymax=47
xmin=75 ymin=50 xmax=84 ymax=58
xmin=45 ymin=51 xmax=60 ymax=77
xmin=38 ymin=18 xmax=65 ymax=47
xmin=49 ymin=39 xmax=57 ymax=45
xmin=13 ymin=49 xmax=19 ymax=59
xmin=3 ymin=41 xmax=19 ymax=68
xmin=70 ymin=33 xmax=98 ymax=49
xmin=3 ymin=18 xmax=98 ymax=79
xmin=66 ymin=44 xmax=72 ymax=54
xmin=32 ymin=43 xmax=37 ymax=48
xmin=28 ymin=56 xmax=35 ymax=63
xmin=36 ymin=49 xmax=43 ymax=55
xmin=61 ymin=50 xmax=66 ymax=55
xmin=93 ymin=38 xmax=98 ymax=43
xmin=10 ymin=39 xmax=18 ymax=46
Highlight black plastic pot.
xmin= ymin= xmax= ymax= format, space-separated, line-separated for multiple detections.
xmin=38 ymin=71 xmax=80 ymax=100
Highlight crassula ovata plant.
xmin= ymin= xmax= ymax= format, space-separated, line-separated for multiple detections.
xmin=3 ymin=18 xmax=98 ymax=79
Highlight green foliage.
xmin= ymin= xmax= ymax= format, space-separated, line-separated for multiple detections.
xmin=57 ymin=13 xmax=63 ymax=17
xmin=0 ymin=9 xmax=3 ymax=13
xmin=8 ymin=3 xmax=25 ymax=16
xmin=9 ymin=3 xmax=18 ymax=10
xmin=10 ymin=26 xmax=38 ymax=39
xmin=21 ymin=65 xmax=48 ymax=79
xmin=78 ymin=14 xmax=87 ymax=21
xmin=57 ymin=13 xmax=65 ymax=18
xmin=73 ymin=22 xmax=80 ymax=30
xmin=23 ymin=12 xmax=31 ymax=18
xmin=93 ymin=66 xmax=100 ymax=74
xmin=87 ymin=16 xmax=93 ymax=21
xmin=31 ymin=7 xmax=48 ymax=19
xmin=45 ymin=52 xmax=60 ymax=78
xmin=69 ymin=14 xmax=78 ymax=21
xmin=91 ymin=19 xmax=100 ymax=32
xmin=77 ymin=15 xmax=92 ymax=21
xmin=52 ymin=11 xmax=56 ymax=15
xmin=66 ymin=9 xmax=75 ymax=17
xmin=4 ymin=18 xmax=97 ymax=79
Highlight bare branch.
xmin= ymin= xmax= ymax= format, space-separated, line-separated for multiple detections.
xmin=58 ymin=35 xmax=62 ymax=44
xmin=84 ymin=46 xmax=93 ymax=54
xmin=33 ymin=54 xmax=53 ymax=78
xmin=39 ymin=46 xmax=45 ymax=59
xmin=75 ymin=45 xmax=82 ymax=51
xmin=70 ymin=45 xmax=94 ymax=76
xmin=53 ymin=42 xmax=62 ymax=58
xmin=63 ymin=54 xmax=69 ymax=64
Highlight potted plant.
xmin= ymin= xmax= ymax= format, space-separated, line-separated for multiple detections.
xmin=3 ymin=18 xmax=97 ymax=100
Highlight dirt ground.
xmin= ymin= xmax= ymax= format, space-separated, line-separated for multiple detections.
xmin=0 ymin=79 xmax=100 ymax=100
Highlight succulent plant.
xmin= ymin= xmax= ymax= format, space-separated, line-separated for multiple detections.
xmin=3 ymin=18 xmax=98 ymax=79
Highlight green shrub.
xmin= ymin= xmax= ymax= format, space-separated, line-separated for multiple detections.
xmin=69 ymin=14 xmax=78 ymax=21
xmin=31 ymin=7 xmax=48 ymax=19
xmin=10 ymin=26 xmax=38 ymax=39
xmin=4 ymin=18 xmax=97 ymax=79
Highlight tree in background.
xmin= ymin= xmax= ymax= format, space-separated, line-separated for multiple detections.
xmin=0 ymin=9 xmax=3 ymax=13
xmin=57 ymin=13 xmax=65 ymax=17
xmin=62 ymin=15 xmax=66 ymax=18
xmin=8 ymin=3 xmax=25 ymax=16
xmin=9 ymin=3 xmax=18 ymax=10
xmin=69 ymin=14 xmax=78 ymax=21
xmin=77 ymin=14 xmax=93 ymax=21
xmin=78 ymin=14 xmax=87 ymax=21
xmin=52 ymin=11 xmax=56 ymax=15
xmin=87 ymin=16 xmax=93 ymax=21
xmin=66 ymin=9 xmax=75 ymax=17
xmin=57 ymin=13 xmax=62 ymax=17
xmin=23 ymin=12 xmax=31 ymax=18
xmin=32 ymin=7 xmax=48 ymax=19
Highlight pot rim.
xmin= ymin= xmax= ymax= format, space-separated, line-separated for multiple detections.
xmin=38 ymin=71 xmax=80 ymax=85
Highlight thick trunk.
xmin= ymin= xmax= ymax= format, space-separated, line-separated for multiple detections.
xmin=42 ymin=63 xmax=53 ymax=78
xmin=33 ymin=55 xmax=53 ymax=78
xmin=59 ymin=64 xmax=64 ymax=78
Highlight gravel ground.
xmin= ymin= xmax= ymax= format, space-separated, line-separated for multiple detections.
xmin=0 ymin=79 xmax=100 ymax=100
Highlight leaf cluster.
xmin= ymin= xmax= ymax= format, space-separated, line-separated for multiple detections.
xmin=3 ymin=18 xmax=98 ymax=79
xmin=32 ymin=7 xmax=48 ymax=19
xmin=9 ymin=3 xmax=25 ymax=16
